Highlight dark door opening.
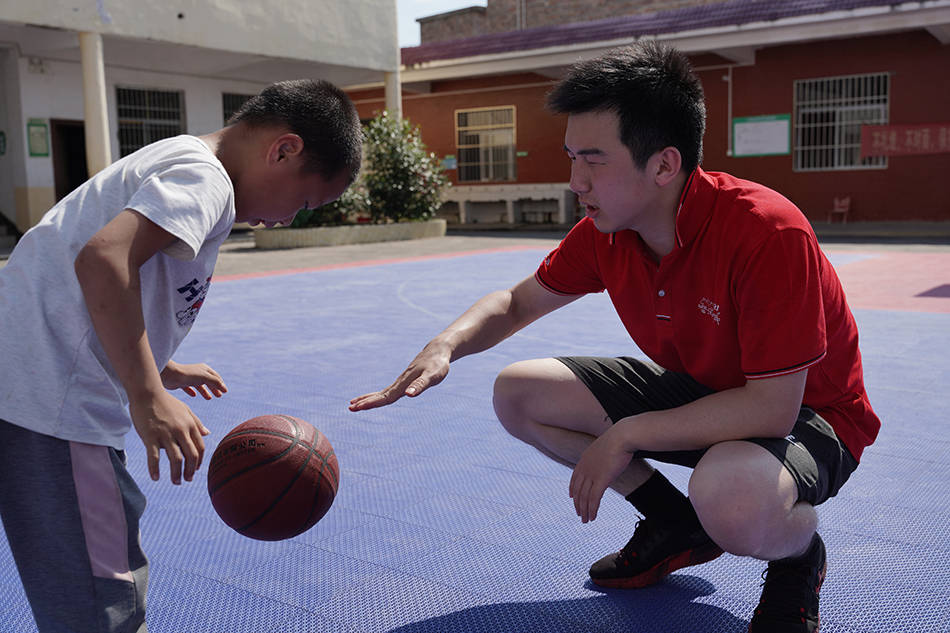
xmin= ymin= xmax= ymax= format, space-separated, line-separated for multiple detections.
xmin=50 ymin=119 xmax=88 ymax=201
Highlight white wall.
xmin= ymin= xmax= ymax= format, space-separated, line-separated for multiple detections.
xmin=103 ymin=66 xmax=268 ymax=153
xmin=2 ymin=0 xmax=398 ymax=73
xmin=0 ymin=1 xmax=399 ymax=228
xmin=18 ymin=57 xmax=83 ymax=189
xmin=11 ymin=57 xmax=270 ymax=191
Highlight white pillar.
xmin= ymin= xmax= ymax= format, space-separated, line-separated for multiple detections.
xmin=385 ymin=0 xmax=402 ymax=119
xmin=78 ymin=31 xmax=112 ymax=176
xmin=384 ymin=70 xmax=402 ymax=119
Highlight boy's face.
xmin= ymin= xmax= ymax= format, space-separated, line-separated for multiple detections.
xmin=564 ymin=110 xmax=661 ymax=235
xmin=236 ymin=168 xmax=350 ymax=228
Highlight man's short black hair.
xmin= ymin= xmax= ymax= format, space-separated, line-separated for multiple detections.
xmin=230 ymin=79 xmax=363 ymax=184
xmin=546 ymin=41 xmax=706 ymax=172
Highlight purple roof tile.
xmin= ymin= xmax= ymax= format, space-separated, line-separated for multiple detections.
xmin=401 ymin=0 xmax=903 ymax=66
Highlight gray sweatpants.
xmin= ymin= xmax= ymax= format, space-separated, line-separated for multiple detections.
xmin=0 ymin=418 xmax=148 ymax=633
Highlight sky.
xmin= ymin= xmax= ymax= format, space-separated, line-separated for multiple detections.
xmin=398 ymin=0 xmax=487 ymax=47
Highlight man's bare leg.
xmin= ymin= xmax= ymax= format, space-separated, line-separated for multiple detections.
xmin=492 ymin=358 xmax=655 ymax=495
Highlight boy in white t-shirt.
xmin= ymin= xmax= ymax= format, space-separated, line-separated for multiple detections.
xmin=0 ymin=79 xmax=362 ymax=633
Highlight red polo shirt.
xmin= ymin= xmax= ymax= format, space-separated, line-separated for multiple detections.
xmin=535 ymin=168 xmax=879 ymax=461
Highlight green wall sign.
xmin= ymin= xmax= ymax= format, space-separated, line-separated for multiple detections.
xmin=27 ymin=119 xmax=49 ymax=157
xmin=732 ymin=114 xmax=791 ymax=157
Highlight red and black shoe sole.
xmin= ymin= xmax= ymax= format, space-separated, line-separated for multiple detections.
xmin=591 ymin=542 xmax=725 ymax=589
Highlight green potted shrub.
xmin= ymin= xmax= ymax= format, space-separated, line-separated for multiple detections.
xmin=362 ymin=110 xmax=448 ymax=224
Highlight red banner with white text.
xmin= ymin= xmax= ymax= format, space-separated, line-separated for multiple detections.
xmin=861 ymin=123 xmax=950 ymax=158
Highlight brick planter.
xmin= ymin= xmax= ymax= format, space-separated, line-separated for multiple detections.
xmin=253 ymin=219 xmax=447 ymax=250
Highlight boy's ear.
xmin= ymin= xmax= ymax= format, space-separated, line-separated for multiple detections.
xmin=266 ymin=133 xmax=305 ymax=166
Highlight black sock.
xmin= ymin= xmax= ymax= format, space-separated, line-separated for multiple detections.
xmin=778 ymin=532 xmax=822 ymax=564
xmin=625 ymin=470 xmax=701 ymax=532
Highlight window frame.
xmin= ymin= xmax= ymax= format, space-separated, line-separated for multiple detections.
xmin=455 ymin=105 xmax=517 ymax=183
xmin=793 ymin=72 xmax=890 ymax=172
xmin=222 ymin=92 xmax=254 ymax=125
xmin=115 ymin=86 xmax=186 ymax=157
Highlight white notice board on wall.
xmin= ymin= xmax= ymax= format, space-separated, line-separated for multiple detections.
xmin=732 ymin=114 xmax=790 ymax=157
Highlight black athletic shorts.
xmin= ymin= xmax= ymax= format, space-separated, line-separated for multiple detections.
xmin=557 ymin=356 xmax=859 ymax=506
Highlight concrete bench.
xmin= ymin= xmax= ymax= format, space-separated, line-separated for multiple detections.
xmin=442 ymin=183 xmax=575 ymax=224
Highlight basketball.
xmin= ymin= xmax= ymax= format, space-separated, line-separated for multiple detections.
xmin=207 ymin=414 xmax=340 ymax=541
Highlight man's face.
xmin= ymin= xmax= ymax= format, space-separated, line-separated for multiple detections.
xmin=564 ymin=110 xmax=657 ymax=234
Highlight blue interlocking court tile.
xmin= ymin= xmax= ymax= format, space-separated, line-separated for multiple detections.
xmin=1 ymin=245 xmax=948 ymax=632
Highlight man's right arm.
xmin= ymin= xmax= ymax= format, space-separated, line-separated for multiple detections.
xmin=349 ymin=274 xmax=581 ymax=411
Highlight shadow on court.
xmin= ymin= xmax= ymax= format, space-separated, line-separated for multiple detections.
xmin=387 ymin=576 xmax=746 ymax=633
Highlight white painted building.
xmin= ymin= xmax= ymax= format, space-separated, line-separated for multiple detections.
xmin=0 ymin=0 xmax=400 ymax=232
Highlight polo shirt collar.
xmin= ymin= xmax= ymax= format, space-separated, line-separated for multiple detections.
xmin=673 ymin=167 xmax=716 ymax=249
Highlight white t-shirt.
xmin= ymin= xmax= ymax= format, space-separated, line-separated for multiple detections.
xmin=0 ymin=135 xmax=235 ymax=449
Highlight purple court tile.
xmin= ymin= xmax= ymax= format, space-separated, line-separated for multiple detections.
xmin=1 ymin=244 xmax=947 ymax=632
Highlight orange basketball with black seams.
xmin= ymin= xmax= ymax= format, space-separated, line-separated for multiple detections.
xmin=207 ymin=414 xmax=339 ymax=541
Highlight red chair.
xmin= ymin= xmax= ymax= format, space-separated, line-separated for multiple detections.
xmin=828 ymin=196 xmax=851 ymax=223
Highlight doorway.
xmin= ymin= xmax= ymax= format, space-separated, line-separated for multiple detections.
xmin=50 ymin=119 xmax=88 ymax=201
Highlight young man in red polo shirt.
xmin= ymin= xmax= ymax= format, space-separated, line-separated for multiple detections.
xmin=350 ymin=41 xmax=879 ymax=632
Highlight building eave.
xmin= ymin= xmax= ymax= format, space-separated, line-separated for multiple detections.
xmin=399 ymin=1 xmax=950 ymax=83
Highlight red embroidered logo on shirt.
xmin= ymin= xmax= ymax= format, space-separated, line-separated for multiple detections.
xmin=698 ymin=297 xmax=721 ymax=324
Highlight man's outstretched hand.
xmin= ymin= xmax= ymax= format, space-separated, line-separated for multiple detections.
xmin=349 ymin=342 xmax=451 ymax=411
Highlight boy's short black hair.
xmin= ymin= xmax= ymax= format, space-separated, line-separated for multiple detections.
xmin=546 ymin=41 xmax=706 ymax=172
xmin=230 ymin=79 xmax=363 ymax=184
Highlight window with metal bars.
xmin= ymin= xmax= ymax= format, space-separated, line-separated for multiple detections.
xmin=116 ymin=87 xmax=185 ymax=157
xmin=793 ymin=73 xmax=889 ymax=171
xmin=222 ymin=93 xmax=254 ymax=125
xmin=456 ymin=106 xmax=516 ymax=182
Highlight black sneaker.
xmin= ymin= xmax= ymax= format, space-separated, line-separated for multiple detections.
xmin=748 ymin=533 xmax=827 ymax=632
xmin=589 ymin=518 xmax=724 ymax=589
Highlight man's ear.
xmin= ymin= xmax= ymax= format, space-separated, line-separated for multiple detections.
xmin=652 ymin=146 xmax=683 ymax=186
xmin=266 ymin=133 xmax=305 ymax=166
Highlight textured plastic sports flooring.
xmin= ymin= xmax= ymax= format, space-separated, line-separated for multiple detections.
xmin=1 ymin=240 xmax=948 ymax=632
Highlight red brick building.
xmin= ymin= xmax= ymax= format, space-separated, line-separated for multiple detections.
xmin=348 ymin=0 xmax=950 ymax=225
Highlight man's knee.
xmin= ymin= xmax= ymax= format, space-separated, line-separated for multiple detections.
xmin=493 ymin=358 xmax=611 ymax=445
xmin=688 ymin=441 xmax=799 ymax=557
xmin=492 ymin=361 xmax=536 ymax=439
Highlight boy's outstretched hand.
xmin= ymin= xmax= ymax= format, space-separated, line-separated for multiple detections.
xmin=160 ymin=360 xmax=228 ymax=399
xmin=130 ymin=390 xmax=211 ymax=485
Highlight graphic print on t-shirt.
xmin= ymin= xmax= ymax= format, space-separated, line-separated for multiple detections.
xmin=176 ymin=276 xmax=211 ymax=327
